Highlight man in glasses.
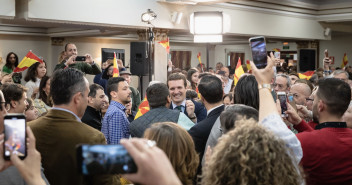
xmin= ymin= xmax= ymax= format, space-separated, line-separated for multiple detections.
xmin=273 ymin=74 xmax=291 ymax=94
xmin=290 ymin=83 xmax=312 ymax=106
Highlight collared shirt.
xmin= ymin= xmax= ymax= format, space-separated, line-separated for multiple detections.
xmin=261 ymin=113 xmax=302 ymax=164
xmin=223 ymin=78 xmax=233 ymax=94
xmin=101 ymin=100 xmax=130 ymax=144
xmin=52 ymin=107 xmax=81 ymax=122
xmin=207 ymin=104 xmax=224 ymax=116
xmin=172 ymin=99 xmax=186 ymax=113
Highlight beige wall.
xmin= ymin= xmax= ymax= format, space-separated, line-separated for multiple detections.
xmin=320 ymin=34 xmax=352 ymax=68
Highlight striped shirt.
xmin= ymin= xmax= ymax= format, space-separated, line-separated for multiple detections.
xmin=101 ymin=101 xmax=130 ymax=144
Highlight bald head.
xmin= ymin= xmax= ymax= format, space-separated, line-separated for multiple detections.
xmin=290 ymin=83 xmax=311 ymax=106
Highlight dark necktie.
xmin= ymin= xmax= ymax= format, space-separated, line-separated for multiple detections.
xmin=175 ymin=105 xmax=183 ymax=112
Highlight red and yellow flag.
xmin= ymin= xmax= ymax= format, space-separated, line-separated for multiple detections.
xmin=341 ymin=53 xmax=348 ymax=68
xmin=112 ymin=52 xmax=119 ymax=77
xmin=298 ymin=71 xmax=314 ymax=80
xmin=197 ymin=52 xmax=202 ymax=66
xmin=158 ymin=37 xmax=170 ymax=54
xmin=197 ymin=52 xmax=204 ymax=72
xmin=196 ymin=86 xmax=201 ymax=99
xmin=14 ymin=51 xmax=43 ymax=72
xmin=246 ymin=60 xmax=251 ymax=72
xmin=134 ymin=96 xmax=150 ymax=120
xmin=233 ymin=57 xmax=244 ymax=86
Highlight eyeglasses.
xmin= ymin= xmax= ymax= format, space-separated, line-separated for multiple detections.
xmin=306 ymin=98 xmax=314 ymax=102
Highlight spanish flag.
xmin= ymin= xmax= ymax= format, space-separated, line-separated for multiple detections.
xmin=246 ymin=60 xmax=251 ymax=72
xmin=197 ymin=52 xmax=204 ymax=72
xmin=112 ymin=52 xmax=119 ymax=77
xmin=298 ymin=71 xmax=314 ymax=80
xmin=341 ymin=53 xmax=348 ymax=68
xmin=233 ymin=57 xmax=244 ymax=86
xmin=14 ymin=51 xmax=43 ymax=72
xmin=158 ymin=37 xmax=170 ymax=54
xmin=196 ymin=86 xmax=201 ymax=99
xmin=134 ymin=96 xmax=150 ymax=120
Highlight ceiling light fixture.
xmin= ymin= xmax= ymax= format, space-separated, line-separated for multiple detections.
xmin=141 ymin=9 xmax=157 ymax=24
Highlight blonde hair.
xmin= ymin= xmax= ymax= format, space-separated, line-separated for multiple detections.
xmin=144 ymin=122 xmax=199 ymax=185
xmin=202 ymin=119 xmax=303 ymax=185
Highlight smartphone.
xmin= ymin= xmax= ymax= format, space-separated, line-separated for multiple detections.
xmin=76 ymin=144 xmax=137 ymax=175
xmin=249 ymin=36 xmax=267 ymax=69
xmin=277 ymin=92 xmax=288 ymax=117
xmin=75 ymin=56 xmax=86 ymax=61
xmin=274 ymin=51 xmax=280 ymax=59
xmin=3 ymin=114 xmax=27 ymax=160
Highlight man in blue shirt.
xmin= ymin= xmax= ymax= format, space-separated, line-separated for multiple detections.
xmin=101 ymin=77 xmax=132 ymax=144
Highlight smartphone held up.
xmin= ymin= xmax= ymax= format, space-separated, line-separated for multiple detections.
xmin=277 ymin=92 xmax=288 ymax=117
xmin=76 ymin=144 xmax=137 ymax=175
xmin=3 ymin=114 xmax=27 ymax=160
xmin=249 ymin=36 xmax=267 ymax=69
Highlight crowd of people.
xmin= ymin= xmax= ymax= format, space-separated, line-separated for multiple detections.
xmin=0 ymin=43 xmax=351 ymax=185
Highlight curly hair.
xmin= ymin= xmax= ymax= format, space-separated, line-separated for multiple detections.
xmin=202 ymin=119 xmax=303 ymax=185
xmin=143 ymin=122 xmax=199 ymax=185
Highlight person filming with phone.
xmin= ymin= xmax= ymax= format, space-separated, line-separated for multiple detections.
xmin=54 ymin=43 xmax=101 ymax=75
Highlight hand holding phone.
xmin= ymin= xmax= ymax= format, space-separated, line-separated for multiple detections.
xmin=77 ymin=144 xmax=137 ymax=175
xmin=74 ymin=56 xmax=86 ymax=62
xmin=3 ymin=114 xmax=27 ymax=160
xmin=277 ymin=92 xmax=288 ymax=117
xmin=249 ymin=36 xmax=267 ymax=69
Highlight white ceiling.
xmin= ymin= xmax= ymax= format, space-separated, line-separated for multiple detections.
xmin=0 ymin=0 xmax=351 ymax=42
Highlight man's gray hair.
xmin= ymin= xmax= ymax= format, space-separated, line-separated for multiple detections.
xmin=275 ymin=74 xmax=291 ymax=87
xmin=331 ymin=70 xmax=349 ymax=79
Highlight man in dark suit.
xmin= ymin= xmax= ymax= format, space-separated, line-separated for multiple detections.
xmin=130 ymin=83 xmax=194 ymax=137
xmin=29 ymin=68 xmax=118 ymax=185
xmin=188 ymin=75 xmax=225 ymax=182
xmin=167 ymin=73 xmax=206 ymax=123
xmin=82 ymin=83 xmax=105 ymax=131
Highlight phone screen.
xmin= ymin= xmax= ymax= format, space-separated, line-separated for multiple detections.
xmin=4 ymin=115 xmax=26 ymax=160
xmin=249 ymin=36 xmax=267 ymax=69
xmin=278 ymin=93 xmax=288 ymax=117
xmin=77 ymin=145 xmax=137 ymax=175
xmin=75 ymin=56 xmax=86 ymax=62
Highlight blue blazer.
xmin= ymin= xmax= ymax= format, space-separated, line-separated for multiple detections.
xmin=169 ymin=99 xmax=207 ymax=123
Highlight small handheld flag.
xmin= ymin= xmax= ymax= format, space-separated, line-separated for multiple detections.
xmin=112 ymin=52 xmax=119 ymax=77
xmin=158 ymin=38 xmax=170 ymax=54
xmin=233 ymin=57 xmax=244 ymax=85
xmin=197 ymin=52 xmax=203 ymax=72
xmin=246 ymin=60 xmax=251 ymax=72
xmin=341 ymin=53 xmax=348 ymax=68
xmin=14 ymin=51 xmax=43 ymax=72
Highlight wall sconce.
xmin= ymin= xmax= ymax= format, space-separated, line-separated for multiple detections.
xmin=141 ymin=9 xmax=157 ymax=24
xmin=190 ymin=11 xmax=230 ymax=43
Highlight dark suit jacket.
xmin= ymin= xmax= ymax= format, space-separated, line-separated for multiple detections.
xmin=170 ymin=99 xmax=207 ymax=122
xmin=81 ymin=106 xmax=102 ymax=131
xmin=29 ymin=109 xmax=119 ymax=185
xmin=188 ymin=105 xmax=225 ymax=181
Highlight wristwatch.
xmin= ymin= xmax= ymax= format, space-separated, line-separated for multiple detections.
xmin=258 ymin=84 xmax=271 ymax=91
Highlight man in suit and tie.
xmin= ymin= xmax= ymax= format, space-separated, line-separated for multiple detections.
xmin=28 ymin=68 xmax=118 ymax=185
xmin=188 ymin=75 xmax=225 ymax=182
xmin=167 ymin=73 xmax=206 ymax=123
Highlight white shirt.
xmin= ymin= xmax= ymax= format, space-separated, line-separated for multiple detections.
xmin=25 ymin=78 xmax=41 ymax=99
xmin=171 ymin=99 xmax=186 ymax=113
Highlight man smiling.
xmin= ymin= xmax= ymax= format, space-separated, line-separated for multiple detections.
xmin=167 ymin=73 xmax=206 ymax=123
